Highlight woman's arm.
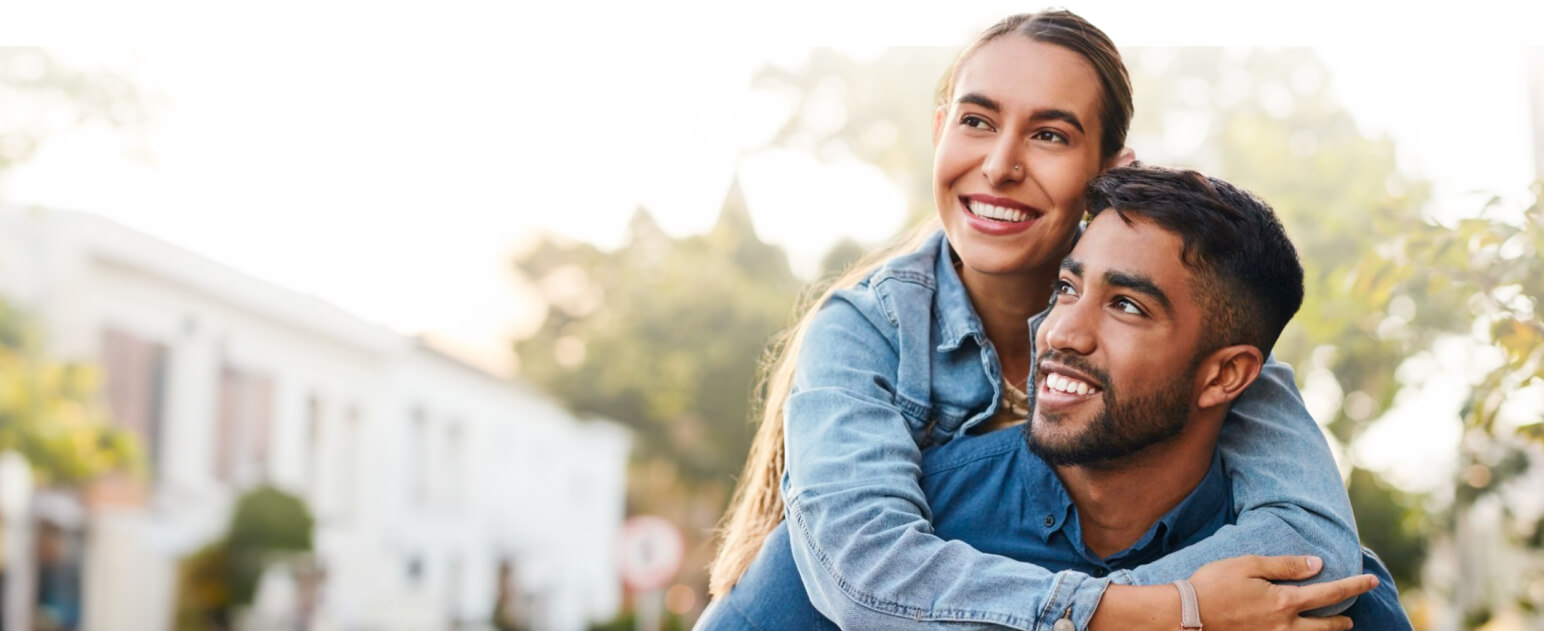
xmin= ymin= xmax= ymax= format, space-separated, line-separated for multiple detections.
xmin=784 ymin=290 xmax=1106 ymax=630
xmin=1113 ymin=356 xmax=1362 ymax=614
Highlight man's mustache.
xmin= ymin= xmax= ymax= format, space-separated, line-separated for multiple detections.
xmin=1035 ymin=349 xmax=1110 ymax=391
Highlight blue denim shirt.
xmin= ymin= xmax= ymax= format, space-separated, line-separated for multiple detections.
xmin=699 ymin=427 xmax=1410 ymax=630
xmin=772 ymin=230 xmax=1360 ymax=629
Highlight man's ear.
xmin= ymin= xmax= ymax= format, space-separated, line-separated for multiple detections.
xmin=1195 ymin=345 xmax=1265 ymax=410
xmin=933 ymin=106 xmax=946 ymax=147
xmin=1106 ymin=146 xmax=1136 ymax=169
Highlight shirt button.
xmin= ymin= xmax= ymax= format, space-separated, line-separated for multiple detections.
xmin=1053 ymin=616 xmax=1075 ymax=631
xmin=1043 ymin=514 xmax=1055 ymax=527
xmin=1092 ymin=568 xmax=1107 ymax=577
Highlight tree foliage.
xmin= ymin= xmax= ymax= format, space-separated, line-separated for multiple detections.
xmin=0 ymin=299 xmax=140 ymax=486
xmin=0 ymin=47 xmax=147 ymax=174
xmin=175 ymin=485 xmax=315 ymax=631
xmin=513 ymin=185 xmax=801 ymax=489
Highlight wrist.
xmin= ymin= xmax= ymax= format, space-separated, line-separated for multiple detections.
xmin=1088 ymin=584 xmax=1180 ymax=631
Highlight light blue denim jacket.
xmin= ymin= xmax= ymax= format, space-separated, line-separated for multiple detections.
xmin=781 ymin=230 xmax=1360 ymax=630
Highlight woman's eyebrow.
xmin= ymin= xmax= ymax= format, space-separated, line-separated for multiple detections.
xmin=956 ymin=93 xmax=1001 ymax=112
xmin=1028 ymin=109 xmax=1084 ymax=134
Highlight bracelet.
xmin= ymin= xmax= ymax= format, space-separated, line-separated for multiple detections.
xmin=1172 ymin=579 xmax=1202 ymax=630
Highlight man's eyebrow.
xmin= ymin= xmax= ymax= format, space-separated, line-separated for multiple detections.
xmin=1060 ymin=257 xmax=1084 ymax=276
xmin=956 ymin=93 xmax=1001 ymax=112
xmin=1105 ymin=270 xmax=1173 ymax=315
xmin=1029 ymin=108 xmax=1085 ymax=134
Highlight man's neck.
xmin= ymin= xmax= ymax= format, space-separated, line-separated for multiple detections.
xmin=1054 ymin=414 xmax=1222 ymax=559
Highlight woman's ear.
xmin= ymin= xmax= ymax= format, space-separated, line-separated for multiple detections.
xmin=1195 ymin=345 xmax=1265 ymax=410
xmin=1107 ymin=146 xmax=1136 ymax=169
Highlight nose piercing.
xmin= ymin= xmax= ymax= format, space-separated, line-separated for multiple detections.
xmin=1013 ymin=164 xmax=1021 ymax=173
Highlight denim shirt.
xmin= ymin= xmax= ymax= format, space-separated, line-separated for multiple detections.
xmin=777 ymin=230 xmax=1360 ymax=630
xmin=700 ymin=427 xmax=1409 ymax=630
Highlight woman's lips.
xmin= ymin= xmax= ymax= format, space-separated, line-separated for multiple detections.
xmin=960 ymin=195 xmax=1044 ymax=235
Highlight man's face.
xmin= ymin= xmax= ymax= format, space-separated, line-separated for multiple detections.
xmin=1027 ymin=211 xmax=1210 ymax=467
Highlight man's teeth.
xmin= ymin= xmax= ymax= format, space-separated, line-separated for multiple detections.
xmin=1046 ymin=373 xmax=1099 ymax=395
xmin=968 ymin=200 xmax=1029 ymax=222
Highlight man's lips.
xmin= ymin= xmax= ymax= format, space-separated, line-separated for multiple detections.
xmin=1038 ymin=360 xmax=1104 ymax=397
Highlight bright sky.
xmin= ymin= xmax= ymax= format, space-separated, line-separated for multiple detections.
xmin=2 ymin=0 xmax=1541 ymax=363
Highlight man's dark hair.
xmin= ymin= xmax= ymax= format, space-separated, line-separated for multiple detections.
xmin=1084 ymin=165 xmax=1304 ymax=354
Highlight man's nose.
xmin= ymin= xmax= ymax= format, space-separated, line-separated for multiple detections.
xmin=1043 ymin=297 xmax=1096 ymax=356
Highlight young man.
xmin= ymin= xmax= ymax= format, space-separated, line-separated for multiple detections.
xmin=700 ymin=166 xmax=1411 ymax=630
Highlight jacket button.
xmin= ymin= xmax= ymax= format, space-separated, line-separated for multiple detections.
xmin=1043 ymin=514 xmax=1055 ymax=527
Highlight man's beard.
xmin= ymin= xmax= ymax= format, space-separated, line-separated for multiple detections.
xmin=1025 ymin=350 xmax=1195 ymax=468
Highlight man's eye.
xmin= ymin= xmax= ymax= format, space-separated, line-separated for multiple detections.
xmin=1054 ymin=280 xmax=1077 ymax=296
xmin=962 ymin=115 xmax=994 ymax=131
xmin=1033 ymin=129 xmax=1069 ymax=144
xmin=1114 ymin=297 xmax=1144 ymax=315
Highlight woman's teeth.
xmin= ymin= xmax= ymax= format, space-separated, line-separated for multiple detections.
xmin=1046 ymin=373 xmax=1098 ymax=396
xmin=968 ymin=200 xmax=1030 ymax=222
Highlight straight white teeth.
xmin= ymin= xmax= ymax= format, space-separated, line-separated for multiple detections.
xmin=1046 ymin=373 xmax=1099 ymax=395
xmin=968 ymin=200 xmax=1031 ymax=223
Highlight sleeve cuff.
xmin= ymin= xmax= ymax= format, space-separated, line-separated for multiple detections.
xmin=1037 ymin=571 xmax=1113 ymax=631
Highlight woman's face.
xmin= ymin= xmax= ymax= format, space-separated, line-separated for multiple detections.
xmin=933 ymin=36 xmax=1109 ymax=278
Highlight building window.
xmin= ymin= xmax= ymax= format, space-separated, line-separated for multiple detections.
xmin=101 ymin=327 xmax=168 ymax=478
xmin=443 ymin=421 xmax=463 ymax=511
xmin=215 ymin=363 xmax=274 ymax=486
xmin=409 ymin=407 xmax=428 ymax=508
xmin=306 ymin=394 xmax=323 ymax=505
xmin=335 ymin=404 xmax=360 ymax=520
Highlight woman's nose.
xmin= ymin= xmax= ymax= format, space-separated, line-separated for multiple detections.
xmin=981 ymin=138 xmax=1025 ymax=187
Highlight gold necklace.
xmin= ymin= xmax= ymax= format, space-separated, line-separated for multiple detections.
xmin=1002 ymin=376 xmax=1031 ymax=418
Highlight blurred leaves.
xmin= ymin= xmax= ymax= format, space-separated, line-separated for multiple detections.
xmin=175 ymin=485 xmax=315 ymax=631
xmin=0 ymin=47 xmax=148 ymax=173
xmin=0 ymin=298 xmax=141 ymax=486
xmin=513 ymin=183 xmax=800 ymax=490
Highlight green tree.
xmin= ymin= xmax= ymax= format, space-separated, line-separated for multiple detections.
xmin=515 ymin=185 xmax=800 ymax=489
xmin=1357 ymin=186 xmax=1544 ymax=618
xmin=0 ymin=299 xmax=140 ymax=486
xmin=174 ymin=485 xmax=315 ymax=631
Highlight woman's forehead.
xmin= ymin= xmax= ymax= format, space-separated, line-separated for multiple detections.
xmin=950 ymin=37 xmax=1103 ymax=120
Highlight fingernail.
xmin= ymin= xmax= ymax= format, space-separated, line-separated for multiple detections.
xmin=1368 ymin=575 xmax=1379 ymax=588
xmin=1306 ymin=556 xmax=1322 ymax=572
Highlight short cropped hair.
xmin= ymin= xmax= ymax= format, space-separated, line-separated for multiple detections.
xmin=1084 ymin=165 xmax=1304 ymax=354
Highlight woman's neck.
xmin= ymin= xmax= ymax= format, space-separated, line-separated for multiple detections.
xmin=957 ymin=263 xmax=1057 ymax=387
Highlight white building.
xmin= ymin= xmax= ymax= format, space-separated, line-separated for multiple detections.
xmin=0 ymin=203 xmax=630 ymax=631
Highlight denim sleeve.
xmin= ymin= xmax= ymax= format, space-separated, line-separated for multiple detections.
xmin=1118 ymin=355 xmax=1361 ymax=615
xmin=782 ymin=293 xmax=1110 ymax=631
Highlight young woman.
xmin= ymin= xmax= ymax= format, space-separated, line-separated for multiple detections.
xmin=705 ymin=10 xmax=1372 ymax=631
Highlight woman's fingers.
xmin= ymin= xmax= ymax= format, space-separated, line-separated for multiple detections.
xmin=1287 ymin=574 xmax=1379 ymax=612
xmin=1292 ymin=614 xmax=1355 ymax=631
xmin=1244 ymin=554 xmax=1325 ymax=581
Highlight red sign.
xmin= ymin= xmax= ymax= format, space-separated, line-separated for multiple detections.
xmin=617 ymin=515 xmax=684 ymax=592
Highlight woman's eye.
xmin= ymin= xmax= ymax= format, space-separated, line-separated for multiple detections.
xmin=962 ymin=115 xmax=994 ymax=131
xmin=1114 ymin=297 xmax=1144 ymax=315
xmin=1054 ymin=280 xmax=1077 ymax=296
xmin=1033 ymin=129 xmax=1068 ymax=144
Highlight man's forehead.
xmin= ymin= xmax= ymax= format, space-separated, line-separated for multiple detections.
xmin=1069 ymin=212 xmax=1191 ymax=290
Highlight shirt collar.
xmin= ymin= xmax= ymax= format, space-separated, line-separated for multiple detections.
xmin=1036 ymin=448 xmax=1233 ymax=562
xmin=928 ymin=231 xmax=988 ymax=353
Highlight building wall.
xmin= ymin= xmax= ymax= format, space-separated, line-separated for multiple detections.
xmin=0 ymin=205 xmax=629 ymax=631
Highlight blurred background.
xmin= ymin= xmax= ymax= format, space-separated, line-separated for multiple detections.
xmin=1 ymin=1 xmax=1542 ymax=629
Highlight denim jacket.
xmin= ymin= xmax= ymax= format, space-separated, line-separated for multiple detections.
xmin=781 ymin=230 xmax=1360 ymax=630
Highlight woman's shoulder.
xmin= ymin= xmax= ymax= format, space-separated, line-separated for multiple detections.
xmin=820 ymin=229 xmax=947 ymax=329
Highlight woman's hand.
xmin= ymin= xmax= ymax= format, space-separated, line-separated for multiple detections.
xmin=1188 ymin=554 xmax=1378 ymax=630
xmin=1091 ymin=554 xmax=1376 ymax=631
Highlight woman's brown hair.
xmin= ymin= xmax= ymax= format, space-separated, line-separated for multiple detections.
xmin=707 ymin=8 xmax=1134 ymax=598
